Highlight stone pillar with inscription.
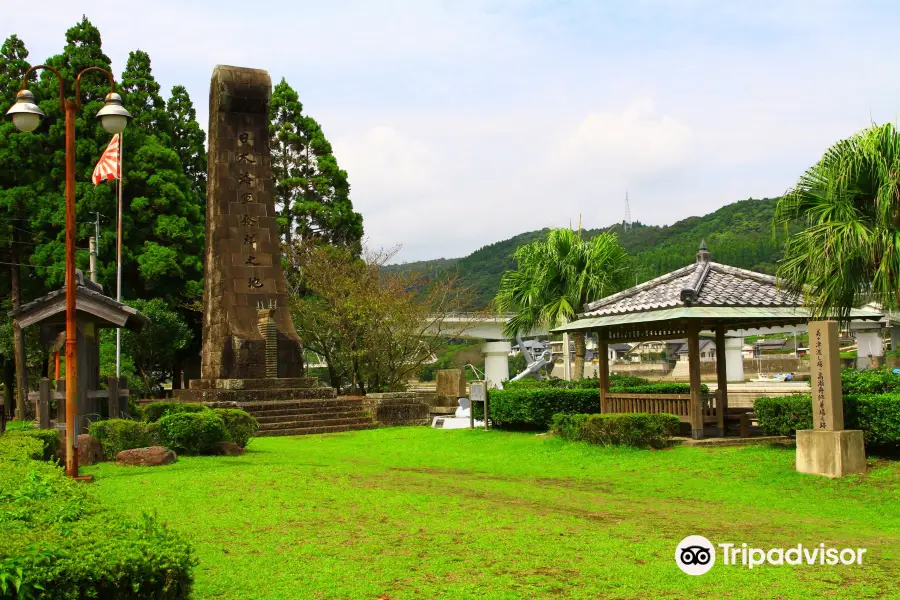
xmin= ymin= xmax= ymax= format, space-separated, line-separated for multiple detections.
xmin=796 ymin=321 xmax=866 ymax=478
xmin=199 ymin=65 xmax=303 ymax=383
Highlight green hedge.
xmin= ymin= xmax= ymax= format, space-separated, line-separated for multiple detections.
xmin=0 ymin=434 xmax=45 ymax=462
xmin=551 ymin=413 xmax=680 ymax=448
xmin=841 ymin=368 xmax=900 ymax=395
xmin=142 ymin=402 xmax=208 ymax=423
xmin=0 ymin=440 xmax=195 ymax=599
xmin=5 ymin=429 xmax=61 ymax=462
xmin=480 ymin=388 xmax=600 ymax=428
xmin=214 ymin=409 xmax=259 ymax=448
xmin=609 ymin=382 xmax=707 ymax=394
xmin=89 ymin=420 xmax=161 ymax=460
xmin=755 ymin=394 xmax=900 ymax=448
xmin=158 ymin=411 xmax=227 ymax=455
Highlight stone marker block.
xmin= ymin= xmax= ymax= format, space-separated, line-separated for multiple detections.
xmin=796 ymin=429 xmax=866 ymax=478
xmin=436 ymin=369 xmax=466 ymax=399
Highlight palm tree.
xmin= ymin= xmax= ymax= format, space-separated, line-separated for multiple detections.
xmin=776 ymin=122 xmax=900 ymax=320
xmin=494 ymin=229 xmax=631 ymax=380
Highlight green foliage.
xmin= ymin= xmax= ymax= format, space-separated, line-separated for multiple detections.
xmin=0 ymin=451 xmax=195 ymax=598
xmin=776 ymin=123 xmax=900 ymax=319
xmin=419 ymin=341 xmax=484 ymax=381
xmin=389 ymin=197 xmax=786 ymax=309
xmin=88 ymin=419 xmax=159 ymax=459
xmin=142 ymin=402 xmax=207 ymax=423
xmin=551 ymin=412 xmax=680 ymax=448
xmin=754 ymin=395 xmax=812 ymax=437
xmin=840 ymin=367 xmax=900 ymax=395
xmin=754 ymin=394 xmax=900 ymax=448
xmin=270 ymin=79 xmax=363 ymax=251
xmin=121 ymin=299 xmax=193 ymax=394
xmin=0 ymin=434 xmax=44 ymax=462
xmin=0 ymin=21 xmax=206 ymax=388
xmin=481 ymin=388 xmax=600 ymax=429
xmin=494 ymin=229 xmax=631 ymax=380
xmin=7 ymin=429 xmax=60 ymax=462
xmin=157 ymin=411 xmax=226 ymax=455
xmin=213 ymin=409 xmax=259 ymax=448
xmin=610 ymin=382 xmax=706 ymax=394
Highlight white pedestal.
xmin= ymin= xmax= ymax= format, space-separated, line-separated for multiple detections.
xmin=482 ymin=341 xmax=511 ymax=389
xmin=725 ymin=337 xmax=745 ymax=383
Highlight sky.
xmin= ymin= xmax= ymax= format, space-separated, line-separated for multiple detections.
xmin=5 ymin=1 xmax=900 ymax=263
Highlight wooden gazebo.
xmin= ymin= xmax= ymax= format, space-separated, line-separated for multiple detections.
xmin=553 ymin=242 xmax=882 ymax=439
xmin=8 ymin=270 xmax=148 ymax=430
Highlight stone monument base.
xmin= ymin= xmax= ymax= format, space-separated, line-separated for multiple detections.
xmin=173 ymin=377 xmax=375 ymax=437
xmin=796 ymin=429 xmax=866 ymax=478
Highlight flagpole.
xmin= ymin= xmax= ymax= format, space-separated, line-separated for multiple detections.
xmin=115 ymin=132 xmax=123 ymax=379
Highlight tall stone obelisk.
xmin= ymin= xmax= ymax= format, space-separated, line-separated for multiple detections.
xmin=199 ymin=65 xmax=303 ymax=381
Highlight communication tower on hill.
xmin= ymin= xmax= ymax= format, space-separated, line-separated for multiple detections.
xmin=623 ymin=190 xmax=632 ymax=232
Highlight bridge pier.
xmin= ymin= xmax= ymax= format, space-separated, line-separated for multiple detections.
xmin=482 ymin=341 xmax=511 ymax=389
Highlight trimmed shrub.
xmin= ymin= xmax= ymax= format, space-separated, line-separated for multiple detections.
xmin=0 ymin=434 xmax=45 ymax=462
xmin=755 ymin=394 xmax=900 ymax=448
xmin=142 ymin=402 xmax=208 ymax=423
xmin=214 ymin=409 xmax=259 ymax=448
xmin=552 ymin=412 xmax=680 ymax=448
xmin=8 ymin=429 xmax=61 ymax=462
xmin=0 ymin=447 xmax=195 ymax=598
xmin=158 ymin=411 xmax=227 ymax=455
xmin=89 ymin=419 xmax=159 ymax=460
xmin=481 ymin=388 xmax=600 ymax=428
xmin=841 ymin=368 xmax=900 ymax=395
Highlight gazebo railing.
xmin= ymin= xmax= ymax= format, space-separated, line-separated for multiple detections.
xmin=604 ymin=390 xmax=721 ymax=423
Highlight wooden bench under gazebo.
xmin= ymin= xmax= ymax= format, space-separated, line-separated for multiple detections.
xmin=553 ymin=242 xmax=882 ymax=439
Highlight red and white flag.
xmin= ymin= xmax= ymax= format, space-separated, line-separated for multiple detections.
xmin=92 ymin=134 xmax=120 ymax=186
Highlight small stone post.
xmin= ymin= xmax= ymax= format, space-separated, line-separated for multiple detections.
xmin=55 ymin=378 xmax=66 ymax=423
xmin=796 ymin=320 xmax=866 ymax=477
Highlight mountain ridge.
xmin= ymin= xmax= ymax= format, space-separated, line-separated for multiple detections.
xmin=386 ymin=197 xmax=785 ymax=308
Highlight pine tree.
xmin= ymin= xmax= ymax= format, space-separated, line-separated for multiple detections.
xmin=0 ymin=34 xmax=40 ymax=419
xmin=120 ymin=50 xmax=171 ymax=141
xmin=269 ymin=79 xmax=363 ymax=252
xmin=167 ymin=85 xmax=207 ymax=200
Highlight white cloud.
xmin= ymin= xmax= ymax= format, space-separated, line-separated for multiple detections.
xmin=5 ymin=0 xmax=900 ymax=262
xmin=547 ymin=99 xmax=693 ymax=179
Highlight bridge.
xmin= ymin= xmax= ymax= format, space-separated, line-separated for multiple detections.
xmin=423 ymin=312 xmax=555 ymax=388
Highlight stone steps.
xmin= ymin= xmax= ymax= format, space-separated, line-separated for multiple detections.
xmin=258 ymin=422 xmax=377 ymax=437
xmin=259 ymin=416 xmax=373 ymax=430
xmin=238 ymin=399 xmax=365 ymax=412
xmin=254 ymin=411 xmax=368 ymax=424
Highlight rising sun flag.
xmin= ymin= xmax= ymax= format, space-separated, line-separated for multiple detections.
xmin=92 ymin=133 xmax=120 ymax=185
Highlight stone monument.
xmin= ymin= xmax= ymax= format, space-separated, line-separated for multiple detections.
xmin=198 ymin=65 xmax=303 ymax=381
xmin=175 ymin=66 xmax=375 ymax=437
xmin=796 ymin=320 xmax=866 ymax=478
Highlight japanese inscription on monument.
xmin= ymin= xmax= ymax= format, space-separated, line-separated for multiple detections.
xmin=808 ymin=321 xmax=844 ymax=431
xmin=199 ymin=65 xmax=303 ymax=381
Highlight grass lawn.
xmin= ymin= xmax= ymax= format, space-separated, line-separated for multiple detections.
xmin=85 ymin=428 xmax=900 ymax=599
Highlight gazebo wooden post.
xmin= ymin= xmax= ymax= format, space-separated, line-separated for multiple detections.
xmin=598 ymin=329 xmax=609 ymax=413
xmin=687 ymin=324 xmax=704 ymax=439
xmin=714 ymin=324 xmax=729 ymax=436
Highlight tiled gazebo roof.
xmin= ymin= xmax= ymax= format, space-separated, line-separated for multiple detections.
xmin=582 ymin=242 xmax=793 ymax=318
xmin=554 ymin=241 xmax=882 ymax=334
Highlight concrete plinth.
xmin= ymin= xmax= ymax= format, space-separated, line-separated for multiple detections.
xmin=796 ymin=429 xmax=866 ymax=478
xmin=482 ymin=341 xmax=511 ymax=389
xmin=725 ymin=337 xmax=745 ymax=382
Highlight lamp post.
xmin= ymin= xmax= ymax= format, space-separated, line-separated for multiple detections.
xmin=6 ymin=65 xmax=131 ymax=478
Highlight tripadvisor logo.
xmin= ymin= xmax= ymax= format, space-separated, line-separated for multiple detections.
xmin=675 ymin=536 xmax=867 ymax=575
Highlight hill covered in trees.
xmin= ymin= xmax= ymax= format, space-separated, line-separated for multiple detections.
xmin=388 ymin=197 xmax=786 ymax=308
